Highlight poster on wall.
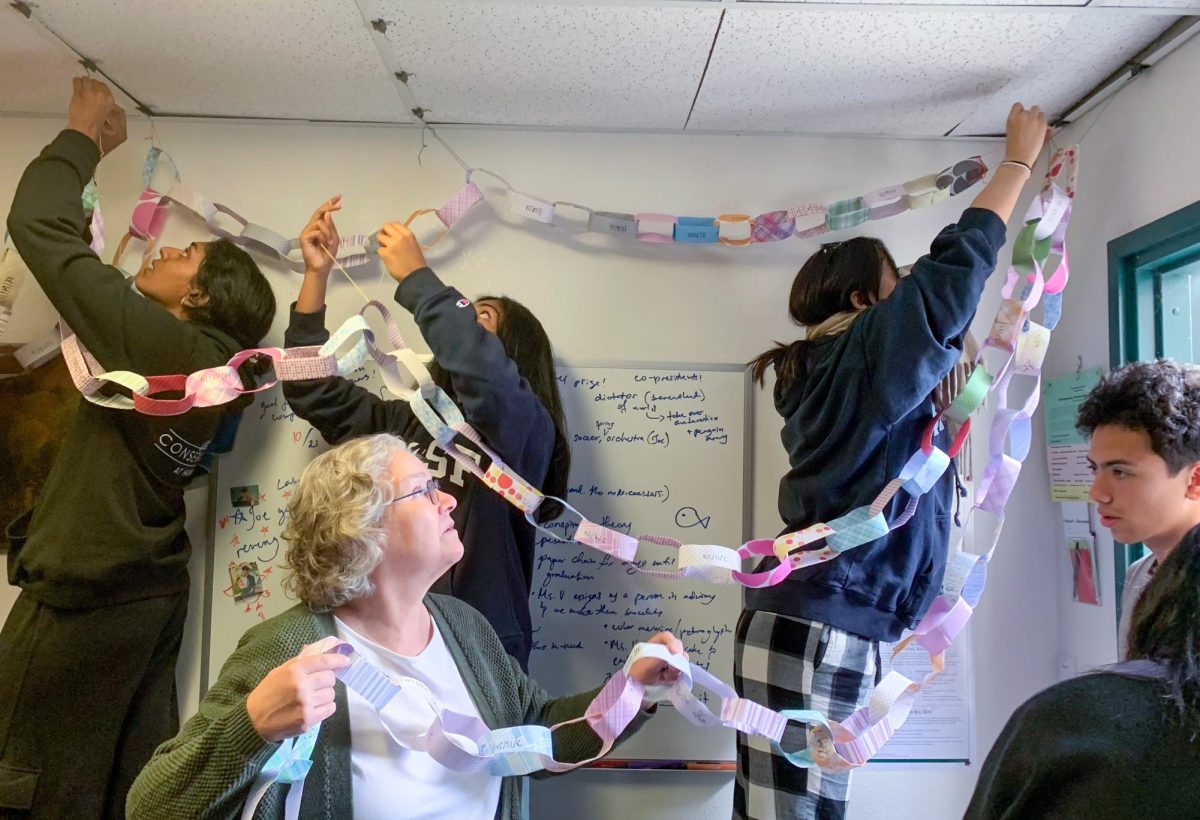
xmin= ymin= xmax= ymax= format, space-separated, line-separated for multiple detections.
xmin=1043 ymin=367 xmax=1104 ymax=501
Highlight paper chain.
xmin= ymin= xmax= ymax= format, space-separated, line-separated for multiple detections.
xmin=243 ymin=640 xmax=792 ymax=819
xmin=107 ymin=146 xmax=988 ymax=279
xmin=65 ymin=145 xmax=1073 ymax=775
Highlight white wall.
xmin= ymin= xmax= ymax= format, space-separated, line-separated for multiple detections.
xmin=1046 ymin=33 xmax=1200 ymax=679
xmin=0 ymin=108 xmax=1083 ymax=818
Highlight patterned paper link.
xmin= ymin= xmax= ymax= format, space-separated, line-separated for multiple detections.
xmin=290 ymin=639 xmax=785 ymax=786
xmin=825 ymin=197 xmax=871 ymax=232
xmin=935 ymin=156 xmax=988 ymax=195
xmin=751 ymin=210 xmax=795 ymax=243
xmin=716 ymin=214 xmax=754 ymax=246
xmin=588 ymin=210 xmax=639 ymax=238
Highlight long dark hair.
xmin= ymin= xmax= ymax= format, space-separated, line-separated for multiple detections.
xmin=1126 ymin=525 xmax=1200 ymax=733
xmin=748 ymin=237 xmax=898 ymax=389
xmin=185 ymin=239 xmax=277 ymax=349
xmin=431 ymin=295 xmax=570 ymax=522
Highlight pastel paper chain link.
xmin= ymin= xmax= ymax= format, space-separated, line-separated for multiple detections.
xmin=491 ymin=156 xmax=987 ymax=246
xmin=244 ymin=640 xmax=790 ymax=818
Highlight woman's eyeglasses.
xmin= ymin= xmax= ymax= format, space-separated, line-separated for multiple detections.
xmin=389 ymin=478 xmax=442 ymax=506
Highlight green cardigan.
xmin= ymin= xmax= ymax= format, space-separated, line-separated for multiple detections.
xmin=127 ymin=594 xmax=652 ymax=819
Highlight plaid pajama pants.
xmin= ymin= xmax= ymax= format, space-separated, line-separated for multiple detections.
xmin=733 ymin=609 xmax=880 ymax=820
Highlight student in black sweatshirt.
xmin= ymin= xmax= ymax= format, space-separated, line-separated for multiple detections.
xmin=282 ymin=201 xmax=569 ymax=672
xmin=735 ymin=104 xmax=1050 ymax=820
xmin=0 ymin=79 xmax=276 ymax=818
xmin=965 ymin=525 xmax=1200 ymax=819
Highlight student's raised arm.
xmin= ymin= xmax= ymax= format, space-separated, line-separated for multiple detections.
xmin=283 ymin=197 xmax=418 ymax=443
xmin=858 ymin=104 xmax=1050 ymax=422
xmin=6 ymin=78 xmax=211 ymax=375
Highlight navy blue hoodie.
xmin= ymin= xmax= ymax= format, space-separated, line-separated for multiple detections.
xmin=283 ymin=269 xmax=555 ymax=671
xmin=744 ymin=208 xmax=1007 ymax=642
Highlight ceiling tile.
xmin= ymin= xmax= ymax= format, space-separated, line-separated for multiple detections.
xmin=25 ymin=0 xmax=407 ymax=121
xmin=949 ymin=13 xmax=1177 ymax=133
xmin=373 ymin=0 xmax=722 ymax=129
xmin=0 ymin=9 xmax=83 ymax=116
xmin=689 ymin=8 xmax=1080 ymax=135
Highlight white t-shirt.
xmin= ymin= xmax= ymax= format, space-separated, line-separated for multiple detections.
xmin=334 ymin=615 xmax=502 ymax=820
xmin=1118 ymin=553 xmax=1157 ymax=660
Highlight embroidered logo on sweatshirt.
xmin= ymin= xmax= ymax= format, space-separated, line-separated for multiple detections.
xmin=456 ymin=298 xmax=471 ymax=308
xmin=156 ymin=429 xmax=210 ymax=475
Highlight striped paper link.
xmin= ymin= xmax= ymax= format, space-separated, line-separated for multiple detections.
xmin=833 ymin=671 xmax=928 ymax=767
xmin=331 ymin=643 xmax=401 ymax=711
xmin=674 ymin=216 xmax=720 ymax=244
xmin=864 ymin=185 xmax=908 ymax=220
xmin=636 ymin=213 xmax=677 ymax=243
xmin=716 ymin=214 xmax=754 ymax=246
xmin=793 ymin=203 xmax=829 ymax=240
xmin=436 ymin=182 xmax=485 ymax=227
xmin=589 ymin=210 xmax=639 ymax=239
xmin=824 ymin=197 xmax=871 ymax=232
xmin=868 ymin=477 xmax=906 ymax=518
xmin=750 ymin=210 xmax=795 ymax=243
xmin=132 ymin=374 xmax=196 ymax=416
xmin=582 ymin=670 xmax=646 ymax=744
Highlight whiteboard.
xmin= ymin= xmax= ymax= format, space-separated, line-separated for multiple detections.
xmin=528 ymin=362 xmax=751 ymax=763
xmin=203 ymin=359 xmax=750 ymax=767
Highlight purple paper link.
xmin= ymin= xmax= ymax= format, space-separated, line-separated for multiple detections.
xmin=988 ymin=408 xmax=1020 ymax=453
xmin=916 ymin=598 xmax=973 ymax=655
xmin=330 ymin=642 xmax=355 ymax=656
xmin=586 ymin=674 xmax=643 ymax=741
xmin=1008 ymin=414 xmax=1033 ymax=461
xmin=890 ymin=496 xmax=920 ymax=530
xmin=961 ymin=560 xmax=989 ymax=608
xmin=975 ymin=455 xmax=1020 ymax=515
xmin=751 ymin=211 xmax=796 ymax=243
xmin=910 ymin=595 xmax=953 ymax=636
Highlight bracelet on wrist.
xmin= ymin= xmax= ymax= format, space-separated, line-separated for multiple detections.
xmin=999 ymin=160 xmax=1033 ymax=178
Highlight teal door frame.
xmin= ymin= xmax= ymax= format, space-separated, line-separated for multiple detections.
xmin=1107 ymin=199 xmax=1200 ymax=624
